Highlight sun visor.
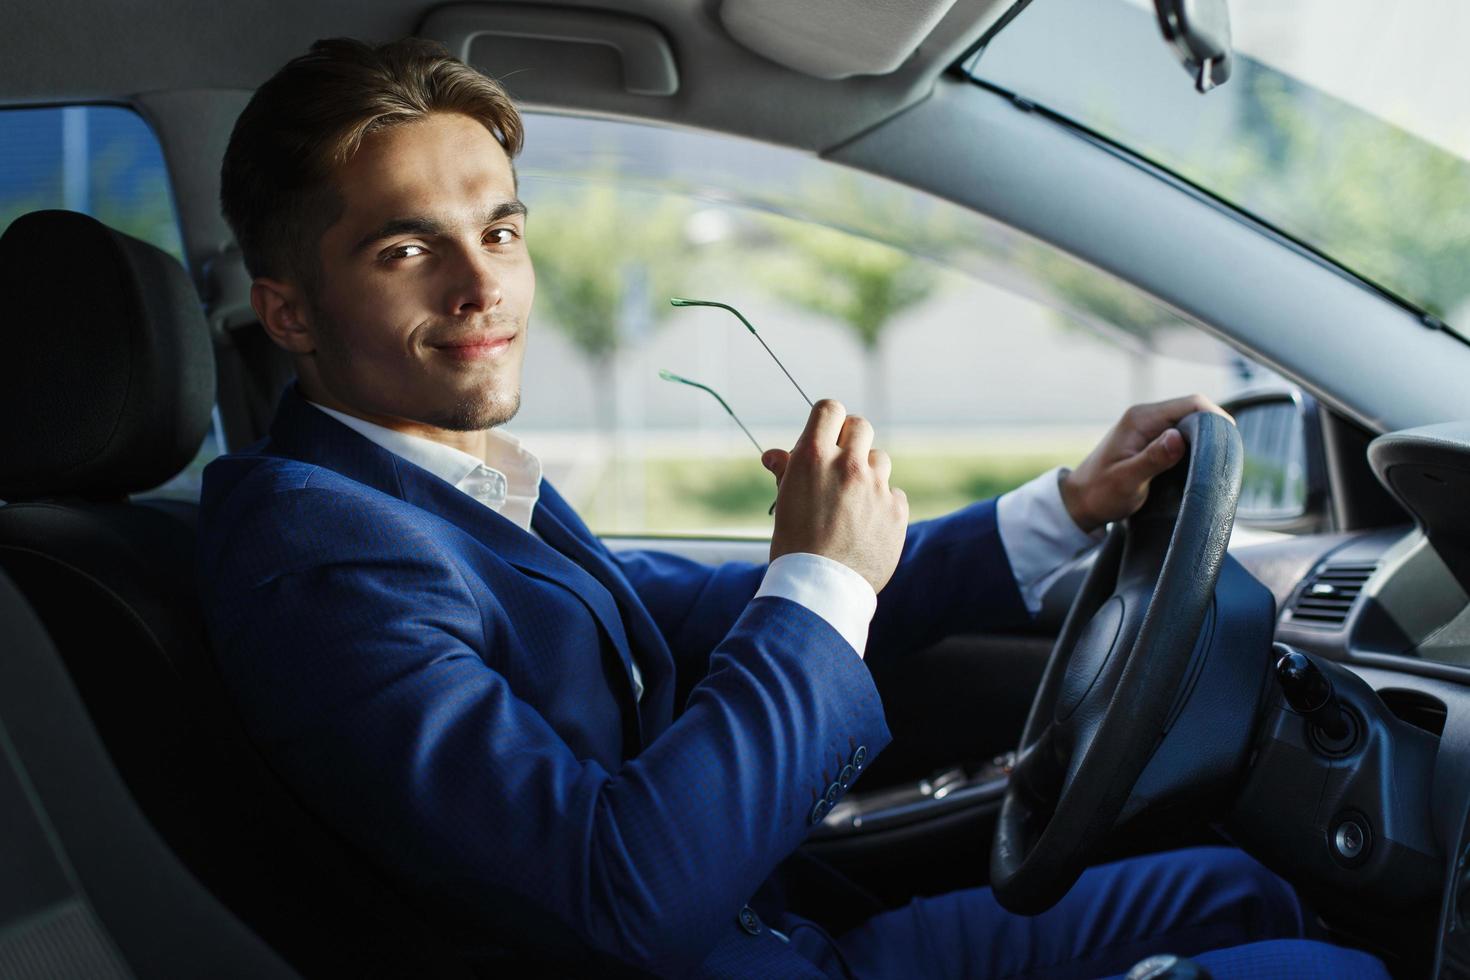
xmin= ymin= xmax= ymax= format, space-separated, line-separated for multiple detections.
xmin=719 ymin=0 xmax=963 ymax=79
xmin=419 ymin=4 xmax=679 ymax=100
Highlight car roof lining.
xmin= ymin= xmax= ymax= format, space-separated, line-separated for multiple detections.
xmin=717 ymin=0 xmax=1009 ymax=80
xmin=0 ymin=0 xmax=1016 ymax=152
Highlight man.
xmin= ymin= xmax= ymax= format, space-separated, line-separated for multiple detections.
xmin=199 ymin=37 xmax=1388 ymax=979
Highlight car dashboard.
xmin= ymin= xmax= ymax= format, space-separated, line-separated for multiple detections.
xmin=1230 ymin=420 xmax=1470 ymax=978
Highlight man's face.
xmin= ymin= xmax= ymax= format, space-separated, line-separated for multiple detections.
xmin=302 ymin=112 xmax=533 ymax=432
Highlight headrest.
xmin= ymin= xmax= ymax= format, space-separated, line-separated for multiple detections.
xmin=0 ymin=210 xmax=215 ymax=501
xmin=201 ymin=245 xmax=258 ymax=335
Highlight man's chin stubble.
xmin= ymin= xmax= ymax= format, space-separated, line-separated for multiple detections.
xmin=432 ymin=389 xmax=522 ymax=431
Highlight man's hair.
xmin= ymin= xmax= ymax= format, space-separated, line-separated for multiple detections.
xmin=220 ymin=37 xmax=524 ymax=289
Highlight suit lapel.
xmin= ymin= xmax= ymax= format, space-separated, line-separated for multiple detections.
xmin=265 ymin=386 xmax=649 ymax=734
xmin=532 ymin=485 xmax=676 ymax=740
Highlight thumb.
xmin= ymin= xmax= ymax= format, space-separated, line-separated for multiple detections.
xmin=762 ymin=449 xmax=789 ymax=482
xmin=1114 ymin=428 xmax=1185 ymax=486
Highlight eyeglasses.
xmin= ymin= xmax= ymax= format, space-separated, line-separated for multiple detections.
xmin=659 ymin=298 xmax=815 ymax=514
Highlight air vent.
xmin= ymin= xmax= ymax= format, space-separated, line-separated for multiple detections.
xmin=1288 ymin=562 xmax=1377 ymax=628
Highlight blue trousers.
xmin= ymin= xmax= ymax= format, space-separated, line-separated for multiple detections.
xmin=783 ymin=847 xmax=1390 ymax=979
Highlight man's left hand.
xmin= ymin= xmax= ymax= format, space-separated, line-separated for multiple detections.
xmin=1060 ymin=394 xmax=1233 ymax=534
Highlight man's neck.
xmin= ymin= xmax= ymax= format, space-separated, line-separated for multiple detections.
xmin=297 ymin=379 xmax=488 ymax=459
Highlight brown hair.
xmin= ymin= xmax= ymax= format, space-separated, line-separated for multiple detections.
xmin=220 ymin=37 xmax=524 ymax=289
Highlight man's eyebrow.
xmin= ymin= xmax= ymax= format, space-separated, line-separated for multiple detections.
xmin=493 ymin=200 xmax=529 ymax=222
xmin=352 ymin=200 xmax=529 ymax=255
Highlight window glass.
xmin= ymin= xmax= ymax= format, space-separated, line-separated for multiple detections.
xmin=513 ymin=113 xmax=1266 ymax=537
xmin=969 ymin=0 xmax=1470 ymax=336
xmin=0 ymin=105 xmax=217 ymax=500
xmin=1 ymin=105 xmax=185 ymax=259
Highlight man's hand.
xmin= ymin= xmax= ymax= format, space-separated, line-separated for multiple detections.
xmin=761 ymin=400 xmax=908 ymax=594
xmin=1060 ymin=394 xmax=1234 ymax=534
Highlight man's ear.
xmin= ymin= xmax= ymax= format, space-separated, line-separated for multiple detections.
xmin=251 ymin=278 xmax=316 ymax=354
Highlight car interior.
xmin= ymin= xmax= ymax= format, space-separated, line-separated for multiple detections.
xmin=3 ymin=0 xmax=1470 ymax=977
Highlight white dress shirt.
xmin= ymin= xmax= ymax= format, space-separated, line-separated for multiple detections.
xmin=997 ymin=467 xmax=1108 ymax=614
xmin=312 ymin=402 xmax=544 ymax=529
xmin=308 ymin=403 xmax=1099 ymax=694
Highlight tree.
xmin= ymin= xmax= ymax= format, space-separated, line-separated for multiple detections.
xmin=997 ymin=62 xmax=1470 ymax=397
xmin=1016 ymin=243 xmax=1181 ymax=404
xmin=524 ymin=181 xmax=690 ymax=433
xmin=1211 ymin=68 xmax=1470 ymax=325
xmin=755 ymin=175 xmax=949 ymax=426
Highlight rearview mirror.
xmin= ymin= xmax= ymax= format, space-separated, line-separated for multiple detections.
xmin=1154 ymin=0 xmax=1233 ymax=93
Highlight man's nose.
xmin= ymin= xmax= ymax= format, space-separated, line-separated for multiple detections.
xmin=444 ymin=246 xmax=503 ymax=315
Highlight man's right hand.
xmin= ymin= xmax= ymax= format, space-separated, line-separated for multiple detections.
xmin=762 ymin=399 xmax=909 ymax=594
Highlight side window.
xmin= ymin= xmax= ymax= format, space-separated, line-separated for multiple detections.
xmin=514 ymin=112 xmax=1263 ymax=537
xmin=513 ymin=113 xmax=1273 ymax=537
xmin=0 ymin=106 xmax=184 ymax=259
xmin=0 ymin=105 xmax=219 ymax=500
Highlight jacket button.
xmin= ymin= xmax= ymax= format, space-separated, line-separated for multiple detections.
xmin=852 ymin=745 xmax=868 ymax=770
xmin=738 ymin=905 xmax=762 ymax=935
xmin=824 ymin=782 xmax=842 ymax=807
xmin=838 ymin=764 xmax=856 ymax=789
xmin=810 ymin=798 xmax=830 ymax=825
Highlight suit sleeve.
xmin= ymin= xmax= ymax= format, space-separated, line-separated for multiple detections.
xmin=867 ymin=498 xmax=1033 ymax=661
xmin=610 ymin=547 xmax=765 ymax=688
xmin=201 ymin=476 xmax=888 ymax=976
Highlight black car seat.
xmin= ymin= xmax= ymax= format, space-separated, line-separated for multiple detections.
xmin=0 ymin=210 xmax=473 ymax=978
xmin=0 ymin=565 xmax=297 ymax=978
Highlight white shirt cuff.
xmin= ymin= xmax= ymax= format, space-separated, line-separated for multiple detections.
xmin=756 ymin=553 xmax=877 ymax=659
xmin=996 ymin=467 xmax=1106 ymax=615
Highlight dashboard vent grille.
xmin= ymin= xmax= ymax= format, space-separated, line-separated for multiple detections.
xmin=1288 ymin=562 xmax=1377 ymax=628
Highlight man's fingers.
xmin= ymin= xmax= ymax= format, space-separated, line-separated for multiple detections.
xmin=1113 ymin=427 xmax=1185 ymax=485
xmin=838 ymin=415 xmax=874 ymax=459
xmin=797 ymin=398 xmax=847 ymax=450
xmin=1129 ymin=393 xmax=1233 ymax=437
xmin=762 ymin=449 xmax=790 ymax=483
xmin=869 ymin=449 xmax=891 ymax=485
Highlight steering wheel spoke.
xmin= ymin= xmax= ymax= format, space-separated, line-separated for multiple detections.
xmin=1011 ymin=724 xmax=1066 ymax=816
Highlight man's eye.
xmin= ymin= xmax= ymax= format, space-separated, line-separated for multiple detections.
xmin=384 ymin=244 xmax=427 ymax=260
xmin=486 ymin=228 xmax=519 ymax=246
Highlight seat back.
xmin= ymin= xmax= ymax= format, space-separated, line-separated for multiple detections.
xmin=0 ymin=210 xmax=472 ymax=978
xmin=0 ymin=565 xmax=297 ymax=978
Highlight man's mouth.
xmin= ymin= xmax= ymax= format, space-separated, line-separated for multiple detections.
xmin=430 ymin=332 xmax=518 ymax=362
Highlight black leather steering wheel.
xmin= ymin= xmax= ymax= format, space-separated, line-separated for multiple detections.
xmin=990 ymin=411 xmax=1243 ymax=915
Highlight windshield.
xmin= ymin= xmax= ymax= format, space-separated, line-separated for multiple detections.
xmin=968 ymin=0 xmax=1470 ymax=338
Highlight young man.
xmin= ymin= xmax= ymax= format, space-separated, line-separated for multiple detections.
xmin=200 ymin=37 xmax=1386 ymax=979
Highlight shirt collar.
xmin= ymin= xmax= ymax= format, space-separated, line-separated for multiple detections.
xmin=306 ymin=401 xmax=542 ymax=530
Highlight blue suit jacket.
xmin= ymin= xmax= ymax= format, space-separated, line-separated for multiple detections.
xmin=198 ymin=385 xmax=1030 ymax=977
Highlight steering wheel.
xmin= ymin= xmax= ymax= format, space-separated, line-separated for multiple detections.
xmin=990 ymin=411 xmax=1243 ymax=915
